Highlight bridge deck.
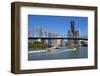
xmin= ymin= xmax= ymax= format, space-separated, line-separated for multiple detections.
xmin=28 ymin=37 xmax=88 ymax=40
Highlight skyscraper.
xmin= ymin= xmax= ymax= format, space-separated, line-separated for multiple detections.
xmin=74 ymin=30 xmax=80 ymax=47
xmin=67 ymin=30 xmax=74 ymax=48
xmin=67 ymin=20 xmax=80 ymax=49
xmin=70 ymin=20 xmax=75 ymax=37
xmin=48 ymin=32 xmax=52 ymax=46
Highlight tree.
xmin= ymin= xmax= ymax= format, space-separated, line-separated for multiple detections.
xmin=80 ymin=41 xmax=88 ymax=47
xmin=28 ymin=41 xmax=49 ymax=50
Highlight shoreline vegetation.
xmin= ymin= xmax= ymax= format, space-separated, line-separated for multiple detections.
xmin=28 ymin=41 xmax=66 ymax=52
xmin=28 ymin=40 xmax=88 ymax=52
xmin=28 ymin=41 xmax=52 ymax=51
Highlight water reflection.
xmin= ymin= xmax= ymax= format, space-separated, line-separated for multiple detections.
xmin=28 ymin=47 xmax=88 ymax=61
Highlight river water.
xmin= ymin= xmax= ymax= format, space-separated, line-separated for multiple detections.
xmin=28 ymin=47 xmax=88 ymax=61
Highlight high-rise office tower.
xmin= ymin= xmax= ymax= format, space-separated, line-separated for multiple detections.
xmin=38 ymin=27 xmax=44 ymax=37
xmin=67 ymin=30 xmax=74 ymax=48
xmin=74 ymin=30 xmax=80 ymax=47
xmin=70 ymin=20 xmax=75 ymax=37
xmin=48 ymin=32 xmax=52 ymax=46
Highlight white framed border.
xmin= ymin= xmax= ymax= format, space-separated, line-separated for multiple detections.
xmin=20 ymin=6 xmax=95 ymax=70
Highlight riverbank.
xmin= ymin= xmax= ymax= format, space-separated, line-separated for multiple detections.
xmin=28 ymin=48 xmax=76 ymax=54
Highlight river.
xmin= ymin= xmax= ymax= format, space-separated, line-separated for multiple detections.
xmin=28 ymin=47 xmax=88 ymax=61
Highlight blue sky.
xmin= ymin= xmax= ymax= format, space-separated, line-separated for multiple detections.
xmin=28 ymin=15 xmax=88 ymax=36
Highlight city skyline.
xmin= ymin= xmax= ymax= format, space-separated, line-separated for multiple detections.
xmin=28 ymin=15 xmax=88 ymax=37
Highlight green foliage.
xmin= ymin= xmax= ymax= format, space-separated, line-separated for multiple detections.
xmin=28 ymin=41 xmax=48 ymax=50
xmin=80 ymin=41 xmax=88 ymax=47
